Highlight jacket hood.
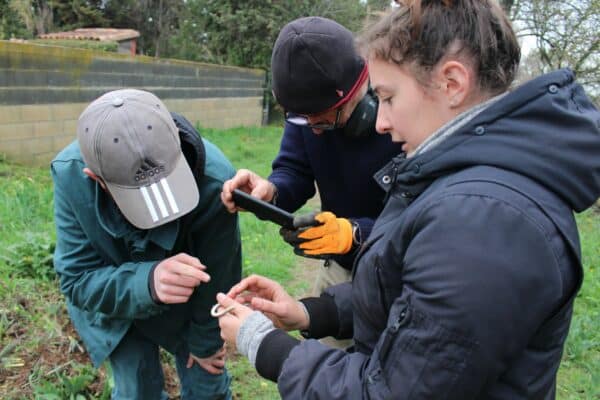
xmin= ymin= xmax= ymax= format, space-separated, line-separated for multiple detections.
xmin=395 ymin=69 xmax=600 ymax=212
xmin=171 ymin=112 xmax=206 ymax=183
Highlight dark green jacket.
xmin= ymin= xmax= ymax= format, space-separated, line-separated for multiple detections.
xmin=51 ymin=135 xmax=241 ymax=367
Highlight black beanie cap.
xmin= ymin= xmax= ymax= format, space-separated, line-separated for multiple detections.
xmin=271 ymin=17 xmax=367 ymax=115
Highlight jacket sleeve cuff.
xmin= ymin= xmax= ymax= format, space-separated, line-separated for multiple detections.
xmin=299 ymin=295 xmax=339 ymax=339
xmin=134 ymin=261 xmax=165 ymax=318
xmin=255 ymin=329 xmax=300 ymax=382
xmin=236 ymin=311 xmax=275 ymax=366
xmin=331 ymin=217 xmax=374 ymax=269
xmin=352 ymin=217 xmax=374 ymax=243
xmin=147 ymin=262 xmax=163 ymax=304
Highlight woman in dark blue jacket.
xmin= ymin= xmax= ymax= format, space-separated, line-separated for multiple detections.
xmin=216 ymin=1 xmax=600 ymax=398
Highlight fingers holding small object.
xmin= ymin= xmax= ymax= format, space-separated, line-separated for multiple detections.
xmin=235 ymin=293 xmax=258 ymax=306
xmin=211 ymin=303 xmax=236 ymax=317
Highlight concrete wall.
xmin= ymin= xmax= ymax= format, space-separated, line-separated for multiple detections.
xmin=0 ymin=40 xmax=265 ymax=166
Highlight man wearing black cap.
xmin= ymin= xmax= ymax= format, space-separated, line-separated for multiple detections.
xmin=221 ymin=16 xmax=403 ymax=345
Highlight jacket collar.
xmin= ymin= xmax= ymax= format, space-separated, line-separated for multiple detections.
xmin=375 ymin=69 xmax=598 ymax=207
xmin=94 ymin=183 xmax=178 ymax=252
xmin=375 ymin=153 xmax=435 ymax=207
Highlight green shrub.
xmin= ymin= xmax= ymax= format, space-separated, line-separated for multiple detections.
xmin=33 ymin=363 xmax=110 ymax=400
xmin=1 ymin=233 xmax=55 ymax=281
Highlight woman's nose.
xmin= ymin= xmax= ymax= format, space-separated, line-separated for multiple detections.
xmin=375 ymin=109 xmax=391 ymax=134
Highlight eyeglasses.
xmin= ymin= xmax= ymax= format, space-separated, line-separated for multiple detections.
xmin=286 ymin=107 xmax=342 ymax=131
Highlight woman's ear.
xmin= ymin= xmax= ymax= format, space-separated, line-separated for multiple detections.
xmin=437 ymin=60 xmax=473 ymax=109
xmin=83 ymin=168 xmax=107 ymax=191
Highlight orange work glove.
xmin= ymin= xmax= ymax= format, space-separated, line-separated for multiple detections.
xmin=280 ymin=211 xmax=354 ymax=258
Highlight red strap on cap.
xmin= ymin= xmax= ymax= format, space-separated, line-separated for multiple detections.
xmin=324 ymin=62 xmax=369 ymax=113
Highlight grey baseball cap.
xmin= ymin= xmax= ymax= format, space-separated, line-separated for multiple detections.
xmin=77 ymin=89 xmax=199 ymax=230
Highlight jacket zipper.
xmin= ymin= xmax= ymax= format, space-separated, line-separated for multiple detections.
xmin=383 ymin=161 xmax=399 ymax=204
xmin=374 ymin=257 xmax=389 ymax=311
xmin=378 ymin=305 xmax=408 ymax=366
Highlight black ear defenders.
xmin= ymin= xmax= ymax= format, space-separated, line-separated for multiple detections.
xmin=342 ymin=89 xmax=378 ymax=138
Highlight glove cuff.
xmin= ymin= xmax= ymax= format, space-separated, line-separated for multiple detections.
xmin=351 ymin=221 xmax=361 ymax=246
xmin=339 ymin=217 xmax=354 ymax=254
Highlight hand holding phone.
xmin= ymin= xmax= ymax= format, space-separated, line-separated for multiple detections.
xmin=232 ymin=189 xmax=295 ymax=228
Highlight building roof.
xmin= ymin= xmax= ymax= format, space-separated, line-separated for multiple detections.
xmin=39 ymin=28 xmax=140 ymax=42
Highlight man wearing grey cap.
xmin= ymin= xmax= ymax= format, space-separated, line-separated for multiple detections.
xmin=221 ymin=17 xmax=403 ymax=347
xmin=51 ymin=89 xmax=241 ymax=399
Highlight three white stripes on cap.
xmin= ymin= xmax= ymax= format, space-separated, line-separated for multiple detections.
xmin=139 ymin=179 xmax=180 ymax=222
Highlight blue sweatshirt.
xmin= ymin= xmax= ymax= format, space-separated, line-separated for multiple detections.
xmin=268 ymin=122 xmax=404 ymax=269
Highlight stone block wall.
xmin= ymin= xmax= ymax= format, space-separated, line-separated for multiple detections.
xmin=0 ymin=41 xmax=265 ymax=166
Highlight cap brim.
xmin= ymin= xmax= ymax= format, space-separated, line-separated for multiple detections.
xmin=106 ymin=154 xmax=200 ymax=230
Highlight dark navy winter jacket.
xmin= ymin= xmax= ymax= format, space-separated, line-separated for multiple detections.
xmin=255 ymin=70 xmax=600 ymax=399
xmin=269 ymin=122 xmax=403 ymax=269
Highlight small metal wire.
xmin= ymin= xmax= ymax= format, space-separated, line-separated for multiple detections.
xmin=211 ymin=303 xmax=236 ymax=317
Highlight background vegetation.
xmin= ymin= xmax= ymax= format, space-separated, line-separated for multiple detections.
xmin=0 ymin=1 xmax=598 ymax=397
xmin=0 ymin=126 xmax=599 ymax=399
xmin=0 ymin=0 xmax=598 ymax=104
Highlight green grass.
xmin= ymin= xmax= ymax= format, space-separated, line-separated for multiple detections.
xmin=201 ymin=125 xmax=283 ymax=178
xmin=0 ymin=125 xmax=599 ymax=399
xmin=0 ymin=162 xmax=55 ymax=247
xmin=557 ymin=209 xmax=600 ymax=399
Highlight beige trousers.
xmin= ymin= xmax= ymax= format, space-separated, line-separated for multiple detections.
xmin=311 ymin=259 xmax=354 ymax=350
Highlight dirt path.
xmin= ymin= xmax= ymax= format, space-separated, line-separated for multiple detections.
xmin=288 ymin=257 xmax=320 ymax=298
xmin=286 ymin=194 xmax=322 ymax=298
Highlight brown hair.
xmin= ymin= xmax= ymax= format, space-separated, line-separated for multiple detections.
xmin=359 ymin=0 xmax=521 ymax=94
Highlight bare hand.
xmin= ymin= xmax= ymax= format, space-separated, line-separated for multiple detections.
xmin=216 ymin=293 xmax=255 ymax=346
xmin=153 ymin=253 xmax=210 ymax=304
xmin=186 ymin=346 xmax=226 ymax=375
xmin=220 ymin=169 xmax=276 ymax=213
xmin=226 ymin=275 xmax=308 ymax=331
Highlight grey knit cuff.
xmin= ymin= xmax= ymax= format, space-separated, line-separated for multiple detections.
xmin=236 ymin=311 xmax=275 ymax=367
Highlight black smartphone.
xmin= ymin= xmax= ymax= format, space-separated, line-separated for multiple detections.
xmin=232 ymin=189 xmax=295 ymax=228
